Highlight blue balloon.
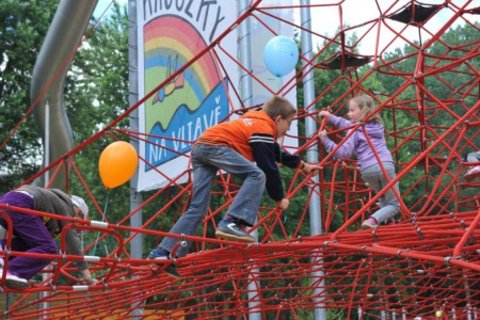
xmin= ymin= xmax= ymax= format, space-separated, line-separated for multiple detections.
xmin=263 ymin=36 xmax=299 ymax=78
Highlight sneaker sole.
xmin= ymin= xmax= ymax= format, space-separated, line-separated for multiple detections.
xmin=215 ymin=230 xmax=256 ymax=243
xmin=149 ymin=261 xmax=181 ymax=279
xmin=465 ymin=171 xmax=480 ymax=180
xmin=163 ymin=266 xmax=181 ymax=279
xmin=6 ymin=279 xmax=29 ymax=290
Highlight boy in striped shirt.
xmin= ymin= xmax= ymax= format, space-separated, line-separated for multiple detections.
xmin=148 ymin=96 xmax=319 ymax=277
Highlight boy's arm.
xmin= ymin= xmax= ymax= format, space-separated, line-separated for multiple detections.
xmin=249 ymin=133 xmax=285 ymax=201
xmin=80 ymin=269 xmax=98 ymax=285
xmin=274 ymin=143 xmax=321 ymax=173
xmin=64 ymin=228 xmax=89 ymax=271
xmin=274 ymin=142 xmax=301 ymax=168
xmin=62 ymin=221 xmax=97 ymax=284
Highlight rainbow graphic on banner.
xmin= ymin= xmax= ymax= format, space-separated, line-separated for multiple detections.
xmin=143 ymin=16 xmax=228 ymax=169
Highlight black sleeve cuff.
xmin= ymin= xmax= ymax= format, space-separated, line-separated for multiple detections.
xmin=274 ymin=143 xmax=301 ymax=168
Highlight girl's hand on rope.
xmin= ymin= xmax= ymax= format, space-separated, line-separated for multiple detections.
xmin=276 ymin=198 xmax=290 ymax=211
xmin=318 ymin=129 xmax=328 ymax=139
xmin=318 ymin=110 xmax=332 ymax=118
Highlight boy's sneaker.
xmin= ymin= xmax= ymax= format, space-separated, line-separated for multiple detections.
xmin=464 ymin=165 xmax=480 ymax=180
xmin=362 ymin=217 xmax=378 ymax=229
xmin=147 ymin=248 xmax=180 ymax=279
xmin=215 ymin=220 xmax=256 ymax=243
xmin=147 ymin=247 xmax=168 ymax=260
xmin=156 ymin=259 xmax=180 ymax=279
xmin=0 ymin=268 xmax=29 ymax=289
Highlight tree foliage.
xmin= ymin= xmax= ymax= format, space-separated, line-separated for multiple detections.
xmin=0 ymin=0 xmax=59 ymax=192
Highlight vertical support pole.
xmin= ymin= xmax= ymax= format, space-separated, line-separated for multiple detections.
xmin=45 ymin=103 xmax=50 ymax=185
xmin=40 ymin=104 xmax=50 ymax=318
xmin=300 ymin=1 xmax=326 ymax=319
xmin=237 ymin=1 xmax=261 ymax=319
xmin=238 ymin=0 xmax=253 ymax=107
xmin=129 ymin=0 xmax=143 ymax=317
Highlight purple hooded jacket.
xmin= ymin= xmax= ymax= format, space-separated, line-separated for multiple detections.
xmin=320 ymin=114 xmax=393 ymax=171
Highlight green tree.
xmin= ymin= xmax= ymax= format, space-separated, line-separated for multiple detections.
xmin=0 ymin=1 xmax=132 ymax=254
xmin=0 ymin=0 xmax=59 ymax=193
xmin=66 ymin=3 xmax=131 ymax=253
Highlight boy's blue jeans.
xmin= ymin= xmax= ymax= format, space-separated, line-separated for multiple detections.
xmin=159 ymin=144 xmax=266 ymax=257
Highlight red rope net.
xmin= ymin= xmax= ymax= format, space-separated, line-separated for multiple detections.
xmin=1 ymin=0 xmax=480 ymax=319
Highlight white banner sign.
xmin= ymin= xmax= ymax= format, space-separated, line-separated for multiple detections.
xmin=136 ymin=0 xmax=239 ymax=191
xmin=136 ymin=0 xmax=297 ymax=192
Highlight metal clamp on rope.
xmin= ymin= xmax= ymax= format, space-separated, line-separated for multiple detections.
xmin=410 ymin=212 xmax=417 ymax=223
xmin=59 ymin=250 xmax=67 ymax=264
xmin=415 ymin=227 xmax=424 ymax=240
xmin=180 ymin=233 xmax=187 ymax=248
xmin=170 ymin=243 xmax=180 ymax=261
xmin=323 ymin=240 xmax=335 ymax=248
xmin=5 ymin=247 xmax=12 ymax=258
xmin=114 ymin=254 xmax=121 ymax=263
xmin=46 ymin=278 xmax=53 ymax=286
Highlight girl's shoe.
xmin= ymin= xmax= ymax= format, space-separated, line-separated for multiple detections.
xmin=362 ymin=217 xmax=378 ymax=229
xmin=386 ymin=218 xmax=396 ymax=225
xmin=464 ymin=165 xmax=480 ymax=180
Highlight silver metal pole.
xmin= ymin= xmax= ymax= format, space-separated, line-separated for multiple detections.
xmin=237 ymin=1 xmax=261 ymax=319
xmin=45 ymin=103 xmax=50 ymax=185
xmin=238 ymin=0 xmax=254 ymax=107
xmin=129 ymin=0 xmax=143 ymax=317
xmin=300 ymin=0 xmax=327 ymax=319
xmin=128 ymin=0 xmax=142 ymax=263
xmin=41 ymin=103 xmax=50 ymax=318
xmin=32 ymin=0 xmax=97 ymax=315
xmin=31 ymin=0 xmax=98 ymax=189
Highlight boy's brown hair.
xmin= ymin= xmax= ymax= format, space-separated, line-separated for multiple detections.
xmin=350 ymin=94 xmax=382 ymax=123
xmin=262 ymin=96 xmax=297 ymax=119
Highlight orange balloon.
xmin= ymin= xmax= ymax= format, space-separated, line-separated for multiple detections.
xmin=98 ymin=141 xmax=138 ymax=189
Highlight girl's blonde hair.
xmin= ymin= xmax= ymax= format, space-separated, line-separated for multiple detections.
xmin=350 ymin=94 xmax=381 ymax=123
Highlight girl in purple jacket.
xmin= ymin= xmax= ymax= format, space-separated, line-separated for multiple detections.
xmin=318 ymin=95 xmax=400 ymax=228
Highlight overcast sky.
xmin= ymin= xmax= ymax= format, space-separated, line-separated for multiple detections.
xmin=94 ymin=0 xmax=480 ymax=55
xmin=299 ymin=0 xmax=480 ymax=55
